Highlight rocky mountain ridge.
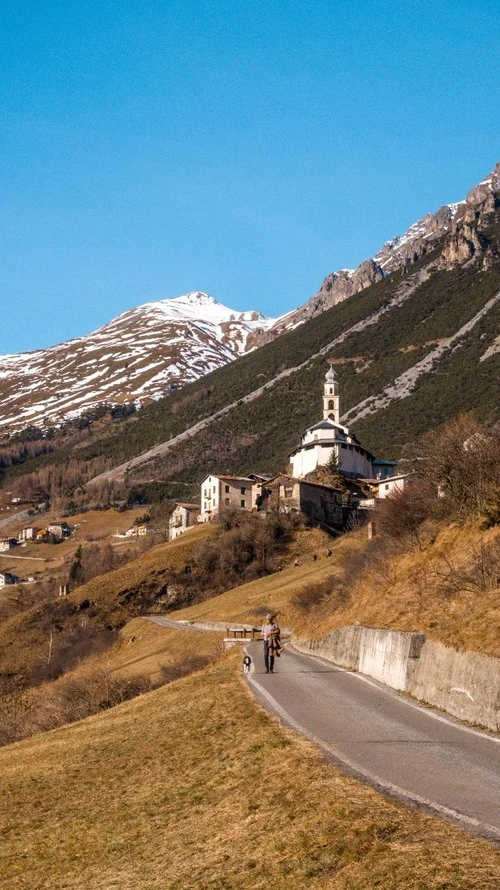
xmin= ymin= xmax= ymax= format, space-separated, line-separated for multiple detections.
xmin=267 ymin=163 xmax=500 ymax=336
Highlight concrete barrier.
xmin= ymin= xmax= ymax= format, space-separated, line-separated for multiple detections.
xmin=409 ymin=640 xmax=500 ymax=732
xmin=293 ymin=625 xmax=500 ymax=732
xmin=294 ymin=625 xmax=362 ymax=670
xmin=358 ymin=627 xmax=426 ymax=691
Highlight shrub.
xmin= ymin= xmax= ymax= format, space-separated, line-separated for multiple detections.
xmin=292 ymin=578 xmax=350 ymax=613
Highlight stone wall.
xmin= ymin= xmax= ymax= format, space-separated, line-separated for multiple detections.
xmin=293 ymin=626 xmax=500 ymax=732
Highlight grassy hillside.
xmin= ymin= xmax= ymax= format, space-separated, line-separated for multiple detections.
xmin=0 ymin=523 xmax=216 ymax=684
xmin=1 ymin=651 xmax=499 ymax=890
xmin=168 ymin=521 xmax=500 ymax=659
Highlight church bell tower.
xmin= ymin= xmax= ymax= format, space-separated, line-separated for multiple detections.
xmin=323 ymin=363 xmax=340 ymax=424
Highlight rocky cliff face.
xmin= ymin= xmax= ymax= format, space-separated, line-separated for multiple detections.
xmin=261 ymin=162 xmax=500 ymax=341
xmin=440 ymin=163 xmax=500 ymax=266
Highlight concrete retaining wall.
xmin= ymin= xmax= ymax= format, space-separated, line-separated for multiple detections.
xmin=409 ymin=640 xmax=500 ymax=732
xmin=294 ymin=626 xmax=500 ymax=732
xmin=294 ymin=625 xmax=362 ymax=670
xmin=358 ymin=627 xmax=426 ymax=691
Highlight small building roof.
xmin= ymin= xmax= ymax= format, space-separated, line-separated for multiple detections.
xmin=202 ymin=474 xmax=255 ymax=484
xmin=174 ymin=502 xmax=200 ymax=510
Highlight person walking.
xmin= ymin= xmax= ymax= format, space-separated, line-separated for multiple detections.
xmin=261 ymin=613 xmax=281 ymax=674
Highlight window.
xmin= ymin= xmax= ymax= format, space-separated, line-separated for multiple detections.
xmin=225 ymin=498 xmax=230 ymax=505
xmin=328 ymin=400 xmax=334 ymax=409
xmin=385 ymin=483 xmax=390 ymax=491
xmin=213 ymin=485 xmax=216 ymax=493
xmin=240 ymin=486 xmax=246 ymax=494
xmin=240 ymin=499 xmax=246 ymax=508
xmin=225 ymin=484 xmax=230 ymax=493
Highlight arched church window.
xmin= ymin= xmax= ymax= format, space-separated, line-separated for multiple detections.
xmin=328 ymin=400 xmax=334 ymax=409
xmin=328 ymin=414 xmax=335 ymax=420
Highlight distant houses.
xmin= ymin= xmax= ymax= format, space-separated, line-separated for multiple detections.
xmin=124 ymin=523 xmax=153 ymax=537
xmin=18 ymin=527 xmax=40 ymax=542
xmin=0 ymin=538 xmax=17 ymax=552
xmin=357 ymin=474 xmax=413 ymax=507
xmin=47 ymin=522 xmax=72 ymax=540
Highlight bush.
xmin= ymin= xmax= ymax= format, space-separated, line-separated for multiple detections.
xmin=404 ymin=415 xmax=500 ymax=521
xmin=165 ymin=511 xmax=298 ymax=607
xmin=292 ymin=577 xmax=350 ymax=613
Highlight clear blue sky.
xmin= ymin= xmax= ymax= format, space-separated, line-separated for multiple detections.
xmin=1 ymin=0 xmax=499 ymax=354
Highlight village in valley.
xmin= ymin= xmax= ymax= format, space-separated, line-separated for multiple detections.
xmin=168 ymin=364 xmax=410 ymax=542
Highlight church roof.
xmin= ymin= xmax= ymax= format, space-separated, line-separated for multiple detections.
xmin=308 ymin=418 xmax=349 ymax=434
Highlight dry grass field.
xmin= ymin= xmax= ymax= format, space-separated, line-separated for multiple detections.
xmin=169 ymin=521 xmax=500 ymax=657
xmin=1 ymin=514 xmax=499 ymax=887
xmin=1 ymin=650 xmax=499 ymax=890
xmin=0 ymin=507 xmax=148 ymax=585
xmin=0 ymin=523 xmax=217 ymax=678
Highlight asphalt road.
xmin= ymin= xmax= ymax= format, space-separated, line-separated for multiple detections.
xmin=246 ymin=642 xmax=500 ymax=844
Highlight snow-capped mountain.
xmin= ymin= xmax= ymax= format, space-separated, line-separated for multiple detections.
xmin=0 ymin=292 xmax=277 ymax=432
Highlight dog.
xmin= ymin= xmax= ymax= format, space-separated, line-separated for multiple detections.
xmin=243 ymin=654 xmax=252 ymax=674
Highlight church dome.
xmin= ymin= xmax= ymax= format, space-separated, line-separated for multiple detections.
xmin=325 ymin=366 xmax=337 ymax=384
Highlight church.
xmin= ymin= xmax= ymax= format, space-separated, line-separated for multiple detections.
xmin=289 ymin=365 xmax=376 ymax=479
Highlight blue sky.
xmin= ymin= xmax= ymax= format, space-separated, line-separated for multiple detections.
xmin=1 ymin=0 xmax=499 ymax=354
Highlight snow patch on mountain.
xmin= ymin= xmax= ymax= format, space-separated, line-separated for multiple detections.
xmin=0 ymin=292 xmax=277 ymax=432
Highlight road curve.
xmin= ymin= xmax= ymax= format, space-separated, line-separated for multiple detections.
xmin=246 ymin=642 xmax=500 ymax=844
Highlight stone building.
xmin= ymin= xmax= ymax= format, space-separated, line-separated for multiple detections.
xmin=199 ymin=474 xmax=261 ymax=522
xmin=169 ymin=502 xmax=200 ymax=540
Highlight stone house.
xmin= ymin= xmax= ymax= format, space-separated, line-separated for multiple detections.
xmin=200 ymin=474 xmax=261 ymax=522
xmin=169 ymin=503 xmax=200 ymax=541
xmin=263 ymin=475 xmax=344 ymax=530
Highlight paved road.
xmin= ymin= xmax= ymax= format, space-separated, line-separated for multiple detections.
xmin=246 ymin=642 xmax=500 ymax=844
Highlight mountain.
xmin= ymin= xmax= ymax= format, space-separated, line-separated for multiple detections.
xmin=76 ymin=162 xmax=499 ymax=493
xmin=1 ymin=165 xmax=499 ymax=438
xmin=1 ymin=163 xmax=499 ymax=508
xmin=0 ymin=292 xmax=276 ymax=433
